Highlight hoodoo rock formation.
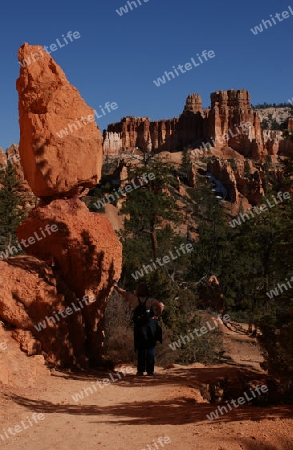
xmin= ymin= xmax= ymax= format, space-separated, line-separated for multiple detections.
xmin=16 ymin=43 xmax=103 ymax=198
xmin=0 ymin=255 xmax=85 ymax=366
xmin=103 ymin=89 xmax=292 ymax=161
xmin=207 ymin=158 xmax=264 ymax=205
xmin=17 ymin=198 xmax=122 ymax=364
xmin=183 ymin=93 xmax=203 ymax=114
xmin=104 ymin=116 xmax=179 ymax=154
xmin=103 ymin=89 xmax=292 ymax=207
xmin=207 ymin=90 xmax=265 ymax=159
xmin=0 ymin=43 xmax=122 ymax=368
xmin=0 ymin=147 xmax=6 ymax=167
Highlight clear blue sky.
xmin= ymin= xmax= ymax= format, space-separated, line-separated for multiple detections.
xmin=1 ymin=0 xmax=293 ymax=150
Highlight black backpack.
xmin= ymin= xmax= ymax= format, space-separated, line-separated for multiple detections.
xmin=132 ymin=297 xmax=154 ymax=327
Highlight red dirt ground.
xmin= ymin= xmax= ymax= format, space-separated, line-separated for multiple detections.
xmin=0 ymin=319 xmax=292 ymax=450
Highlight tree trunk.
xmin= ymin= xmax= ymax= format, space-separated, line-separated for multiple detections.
xmin=150 ymin=217 xmax=158 ymax=260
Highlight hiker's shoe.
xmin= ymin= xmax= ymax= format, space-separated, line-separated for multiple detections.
xmin=146 ymin=372 xmax=154 ymax=376
xmin=136 ymin=372 xmax=144 ymax=376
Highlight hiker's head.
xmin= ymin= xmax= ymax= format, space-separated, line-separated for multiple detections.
xmin=135 ymin=283 xmax=149 ymax=297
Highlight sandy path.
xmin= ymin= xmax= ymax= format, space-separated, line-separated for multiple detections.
xmin=1 ymin=364 xmax=293 ymax=450
xmin=0 ymin=321 xmax=292 ymax=450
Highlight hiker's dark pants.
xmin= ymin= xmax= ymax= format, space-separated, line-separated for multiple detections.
xmin=137 ymin=346 xmax=155 ymax=374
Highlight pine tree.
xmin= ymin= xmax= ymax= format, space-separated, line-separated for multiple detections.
xmin=186 ymin=174 xmax=233 ymax=289
xmin=120 ymin=157 xmax=181 ymax=260
xmin=0 ymin=161 xmax=26 ymax=253
xmin=256 ymin=158 xmax=293 ymax=395
xmin=179 ymin=148 xmax=191 ymax=182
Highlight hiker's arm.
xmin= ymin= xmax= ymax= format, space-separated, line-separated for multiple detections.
xmin=151 ymin=300 xmax=165 ymax=318
xmin=113 ymin=284 xmax=137 ymax=307
xmin=113 ymin=284 xmax=129 ymax=299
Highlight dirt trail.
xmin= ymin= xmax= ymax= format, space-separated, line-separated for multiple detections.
xmin=0 ymin=321 xmax=292 ymax=450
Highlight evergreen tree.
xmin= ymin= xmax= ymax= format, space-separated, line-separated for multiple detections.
xmin=0 ymin=161 xmax=26 ymax=252
xmin=179 ymin=147 xmax=191 ymax=182
xmin=255 ymin=158 xmax=293 ymax=394
xmin=120 ymin=157 xmax=181 ymax=260
xmin=186 ymin=174 xmax=234 ymax=294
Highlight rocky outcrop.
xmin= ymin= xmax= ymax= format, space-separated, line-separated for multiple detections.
xmin=255 ymin=106 xmax=292 ymax=128
xmin=207 ymin=159 xmax=239 ymax=203
xmin=0 ymin=255 xmax=98 ymax=367
xmin=16 ymin=43 xmax=103 ymax=198
xmin=111 ymin=160 xmax=129 ymax=187
xmin=262 ymin=130 xmax=285 ymax=156
xmin=0 ymin=318 xmax=49 ymax=387
xmin=103 ymin=94 xmax=207 ymax=157
xmin=182 ymin=93 xmax=203 ymax=114
xmin=150 ymin=118 xmax=179 ymax=151
xmin=207 ymin=157 xmax=265 ymax=205
xmin=17 ymin=198 xmax=122 ymax=298
xmin=0 ymin=147 xmax=6 ymax=168
xmin=233 ymin=159 xmax=264 ymax=205
xmin=103 ymin=131 xmax=123 ymax=157
xmin=17 ymin=199 xmax=122 ymax=365
xmin=207 ymin=90 xmax=265 ymax=159
xmin=0 ymin=145 xmax=20 ymax=172
xmin=106 ymin=116 xmax=179 ymax=154
xmin=279 ymin=134 xmax=293 ymax=156
xmin=107 ymin=117 xmax=151 ymax=152
xmin=0 ymin=43 xmax=123 ymax=368
xmin=104 ymin=89 xmax=283 ymax=160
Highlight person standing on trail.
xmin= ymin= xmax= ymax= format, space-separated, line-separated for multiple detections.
xmin=113 ymin=282 xmax=164 ymax=376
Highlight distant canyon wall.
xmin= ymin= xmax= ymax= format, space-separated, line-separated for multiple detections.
xmin=103 ymin=90 xmax=293 ymax=160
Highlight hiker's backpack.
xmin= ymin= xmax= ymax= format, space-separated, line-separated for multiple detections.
xmin=132 ymin=297 xmax=154 ymax=327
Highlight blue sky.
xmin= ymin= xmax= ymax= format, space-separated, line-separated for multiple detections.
xmin=1 ymin=0 xmax=293 ymax=150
